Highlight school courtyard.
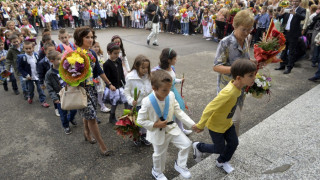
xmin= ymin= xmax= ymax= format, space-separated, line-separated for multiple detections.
xmin=0 ymin=28 xmax=318 ymax=179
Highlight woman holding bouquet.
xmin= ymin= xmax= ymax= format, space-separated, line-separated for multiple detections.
xmin=73 ymin=26 xmax=114 ymax=156
xmin=213 ymin=10 xmax=254 ymax=136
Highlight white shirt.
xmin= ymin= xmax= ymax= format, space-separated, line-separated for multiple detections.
xmin=50 ymin=13 xmax=56 ymax=21
xmin=99 ymin=9 xmax=107 ymax=18
xmin=26 ymin=54 xmax=39 ymax=80
xmin=44 ymin=14 xmax=51 ymax=23
xmin=285 ymin=9 xmax=297 ymax=31
xmin=166 ymin=69 xmax=182 ymax=84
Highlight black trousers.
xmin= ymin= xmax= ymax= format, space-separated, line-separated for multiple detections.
xmin=254 ymin=28 xmax=266 ymax=43
xmin=280 ymin=33 xmax=299 ymax=69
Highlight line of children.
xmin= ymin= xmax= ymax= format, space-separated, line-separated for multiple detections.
xmin=45 ymin=50 xmax=77 ymax=135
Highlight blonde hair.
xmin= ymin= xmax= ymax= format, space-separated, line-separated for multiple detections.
xmin=300 ymin=0 xmax=309 ymax=9
xmin=233 ymin=10 xmax=254 ymax=29
xmin=20 ymin=27 xmax=32 ymax=37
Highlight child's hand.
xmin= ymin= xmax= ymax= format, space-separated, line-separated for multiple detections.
xmin=110 ymin=85 xmax=116 ymax=91
xmin=153 ymin=119 xmax=168 ymax=129
xmin=41 ymin=84 xmax=46 ymax=90
xmin=132 ymin=100 xmax=137 ymax=106
xmin=181 ymin=78 xmax=185 ymax=83
xmin=54 ymin=100 xmax=60 ymax=104
xmin=192 ymin=124 xmax=204 ymax=133
xmin=27 ymin=77 xmax=32 ymax=80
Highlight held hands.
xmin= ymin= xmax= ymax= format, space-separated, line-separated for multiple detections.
xmin=153 ymin=119 xmax=168 ymax=129
xmin=54 ymin=100 xmax=60 ymax=104
xmin=192 ymin=124 xmax=204 ymax=133
xmin=41 ymin=84 xmax=46 ymax=90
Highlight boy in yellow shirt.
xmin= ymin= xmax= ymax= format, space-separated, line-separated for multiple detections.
xmin=192 ymin=59 xmax=257 ymax=173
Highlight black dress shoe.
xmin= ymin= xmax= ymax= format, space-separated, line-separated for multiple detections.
xmin=147 ymin=39 xmax=150 ymax=45
xmin=275 ymin=66 xmax=285 ymax=70
xmin=152 ymin=43 xmax=159 ymax=46
xmin=308 ymin=77 xmax=320 ymax=82
xmin=283 ymin=69 xmax=291 ymax=74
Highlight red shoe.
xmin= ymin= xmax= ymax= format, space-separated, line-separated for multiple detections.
xmin=41 ymin=102 xmax=50 ymax=108
xmin=28 ymin=98 xmax=33 ymax=104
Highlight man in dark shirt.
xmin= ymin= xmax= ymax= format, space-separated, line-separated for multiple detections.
xmin=145 ymin=0 xmax=162 ymax=46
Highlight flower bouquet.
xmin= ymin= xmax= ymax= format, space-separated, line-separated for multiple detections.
xmin=114 ymin=88 xmax=142 ymax=141
xmin=0 ymin=70 xmax=11 ymax=78
xmin=254 ymin=23 xmax=286 ymax=67
xmin=246 ymin=73 xmax=271 ymax=98
xmin=59 ymin=48 xmax=95 ymax=87
xmin=180 ymin=8 xmax=188 ymax=18
xmin=279 ymin=0 xmax=290 ymax=8
xmin=230 ymin=8 xmax=240 ymax=16
xmin=31 ymin=8 xmax=38 ymax=17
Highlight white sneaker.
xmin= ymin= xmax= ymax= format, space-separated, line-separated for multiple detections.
xmin=152 ymin=168 xmax=167 ymax=180
xmin=216 ymin=160 xmax=234 ymax=174
xmin=174 ymin=161 xmax=191 ymax=179
xmin=193 ymin=142 xmax=203 ymax=163
xmin=183 ymin=129 xmax=192 ymax=135
xmin=101 ymin=106 xmax=111 ymax=113
xmin=55 ymin=109 xmax=60 ymax=117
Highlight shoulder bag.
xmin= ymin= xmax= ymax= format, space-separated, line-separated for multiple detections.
xmin=59 ymin=85 xmax=87 ymax=110
xmin=145 ymin=6 xmax=158 ymax=30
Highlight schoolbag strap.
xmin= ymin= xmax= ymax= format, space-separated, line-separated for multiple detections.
xmin=59 ymin=44 xmax=64 ymax=52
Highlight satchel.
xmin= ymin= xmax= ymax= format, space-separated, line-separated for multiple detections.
xmin=59 ymin=85 xmax=87 ymax=110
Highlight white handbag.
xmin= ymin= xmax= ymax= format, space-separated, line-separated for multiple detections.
xmin=59 ymin=85 xmax=88 ymax=110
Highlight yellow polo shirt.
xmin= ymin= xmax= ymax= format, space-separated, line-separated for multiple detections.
xmin=196 ymin=81 xmax=241 ymax=133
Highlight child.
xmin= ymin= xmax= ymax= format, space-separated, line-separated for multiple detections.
xmin=45 ymin=50 xmax=77 ymax=135
xmin=44 ymin=10 xmax=52 ymax=31
xmin=110 ymin=35 xmax=130 ymax=75
xmin=5 ymin=35 xmax=21 ymax=96
xmin=137 ymin=70 xmax=196 ymax=180
xmin=38 ymin=34 xmax=57 ymax=60
xmin=56 ymin=29 xmax=76 ymax=53
xmin=20 ymin=27 xmax=32 ymax=40
xmin=38 ymin=42 xmax=59 ymax=116
xmin=308 ymin=32 xmax=320 ymax=81
xmin=103 ymin=42 xmax=128 ymax=124
xmin=152 ymin=48 xmax=192 ymax=135
xmin=4 ymin=30 xmax=12 ymax=50
xmin=192 ymin=59 xmax=257 ymax=173
xmin=0 ymin=39 xmax=18 ymax=93
xmin=50 ymin=8 xmax=58 ymax=30
xmin=124 ymin=54 xmax=152 ymax=146
xmin=6 ymin=21 xmax=20 ymax=33
xmin=17 ymin=41 xmax=50 ymax=108
xmin=254 ymin=6 xmax=270 ymax=43
xmin=20 ymin=17 xmax=37 ymax=36
xmin=91 ymin=41 xmax=110 ymax=113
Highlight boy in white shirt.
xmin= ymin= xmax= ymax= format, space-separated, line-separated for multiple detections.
xmin=44 ymin=10 xmax=52 ymax=31
xmin=50 ymin=9 xmax=58 ymax=30
xmin=17 ymin=41 xmax=50 ymax=107
xmin=137 ymin=70 xmax=195 ymax=180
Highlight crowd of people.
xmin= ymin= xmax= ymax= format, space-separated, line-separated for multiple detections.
xmin=0 ymin=0 xmax=320 ymax=179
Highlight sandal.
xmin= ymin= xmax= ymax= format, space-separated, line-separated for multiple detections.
xmin=84 ymin=133 xmax=97 ymax=144
xmin=101 ymin=150 xmax=113 ymax=156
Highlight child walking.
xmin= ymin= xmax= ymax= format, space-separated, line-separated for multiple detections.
xmin=110 ymin=35 xmax=130 ymax=76
xmin=103 ymin=42 xmax=128 ymax=124
xmin=137 ymin=70 xmax=196 ymax=180
xmin=152 ymin=48 xmax=192 ymax=135
xmin=45 ymin=51 xmax=77 ymax=135
xmin=92 ymin=41 xmax=110 ymax=113
xmin=192 ymin=59 xmax=257 ymax=173
xmin=17 ymin=41 xmax=50 ymax=107
xmin=0 ymin=39 xmax=17 ymax=93
xmin=56 ymin=29 xmax=76 ymax=53
xmin=124 ymin=55 xmax=153 ymax=146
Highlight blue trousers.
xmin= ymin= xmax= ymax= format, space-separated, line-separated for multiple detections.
xmin=26 ymin=80 xmax=46 ymax=103
xmin=57 ymin=103 xmax=77 ymax=128
xmin=19 ymin=75 xmax=28 ymax=93
xmin=197 ymin=125 xmax=238 ymax=163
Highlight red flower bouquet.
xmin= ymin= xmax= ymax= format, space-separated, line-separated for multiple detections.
xmin=254 ymin=20 xmax=286 ymax=67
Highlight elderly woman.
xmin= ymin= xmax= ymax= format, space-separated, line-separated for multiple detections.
xmin=213 ymin=10 xmax=254 ymax=136
xmin=74 ymin=26 xmax=113 ymax=156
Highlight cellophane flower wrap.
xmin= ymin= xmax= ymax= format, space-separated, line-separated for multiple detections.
xmin=246 ymin=73 xmax=272 ymax=98
xmin=114 ymin=88 xmax=142 ymax=141
xmin=59 ymin=48 xmax=94 ymax=87
xmin=254 ymin=28 xmax=286 ymax=66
